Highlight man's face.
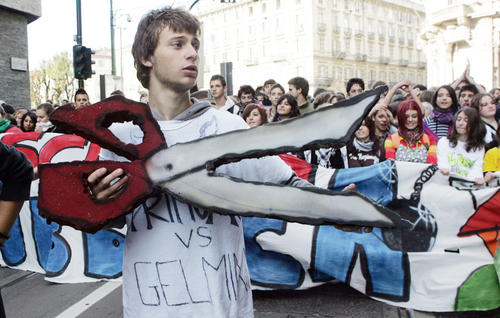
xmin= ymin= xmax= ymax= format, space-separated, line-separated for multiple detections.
xmin=143 ymin=27 xmax=200 ymax=93
xmin=459 ymin=90 xmax=475 ymax=108
xmin=288 ymin=85 xmax=301 ymax=100
xmin=264 ymin=83 xmax=273 ymax=96
xmin=455 ymin=82 xmax=467 ymax=97
xmin=240 ymin=93 xmax=253 ymax=103
xmin=210 ymin=80 xmax=226 ymax=99
xmin=348 ymin=84 xmax=363 ymax=97
xmin=74 ymin=94 xmax=89 ymax=109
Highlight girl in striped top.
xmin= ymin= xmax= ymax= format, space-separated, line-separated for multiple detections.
xmin=423 ymin=85 xmax=459 ymax=141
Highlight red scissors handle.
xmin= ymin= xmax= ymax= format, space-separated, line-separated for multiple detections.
xmin=50 ymin=96 xmax=167 ymax=161
xmin=38 ymin=160 xmax=153 ymax=233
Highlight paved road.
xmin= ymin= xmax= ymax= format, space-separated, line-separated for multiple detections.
xmin=1 ymin=266 xmax=500 ymax=317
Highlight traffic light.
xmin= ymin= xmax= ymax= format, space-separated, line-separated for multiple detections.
xmin=73 ymin=45 xmax=95 ymax=80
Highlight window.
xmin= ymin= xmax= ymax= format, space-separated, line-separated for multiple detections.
xmin=380 ymin=71 xmax=386 ymax=81
xmin=262 ymin=3 xmax=266 ymax=13
xmin=345 ymin=0 xmax=349 ymax=10
xmin=333 ymin=0 xmax=337 ymax=6
xmin=388 ymin=27 xmax=394 ymax=37
xmin=378 ymin=25 xmax=384 ymax=35
xmin=398 ymin=11 xmax=403 ymax=22
xmin=296 ymin=0 xmax=301 ymax=4
xmin=319 ymin=0 xmax=323 ymax=3
xmin=333 ymin=39 xmax=341 ymax=52
xmin=357 ymin=69 xmax=363 ymax=78
xmin=355 ymin=1 xmax=360 ymax=12
xmin=368 ymin=23 xmax=373 ymax=33
xmin=344 ymin=18 xmax=349 ymax=28
xmin=408 ymin=14 xmax=412 ymax=24
xmin=380 ymin=45 xmax=384 ymax=57
xmin=369 ymin=43 xmax=374 ymax=57
xmin=399 ymin=48 xmax=404 ymax=59
xmin=276 ymin=0 xmax=281 ymax=9
xmin=249 ymin=25 xmax=252 ymax=34
xmin=389 ymin=47 xmax=394 ymax=60
xmin=222 ymin=52 xmax=227 ymax=62
xmin=319 ymin=37 xmax=325 ymax=51
xmin=355 ymin=20 xmax=360 ymax=30
xmin=408 ymin=49 xmax=412 ymax=62
xmin=237 ymin=50 xmax=240 ymax=61
xmin=356 ymin=42 xmax=361 ymax=54
xmin=378 ymin=6 xmax=384 ymax=19
xmin=319 ymin=12 xmax=324 ymax=23
xmin=249 ymin=6 xmax=253 ymax=16
xmin=224 ymin=13 xmax=227 ymax=23
xmin=388 ymin=9 xmax=393 ymax=21
xmin=367 ymin=3 xmax=373 ymax=15
xmin=345 ymin=40 xmax=350 ymax=53
xmin=320 ymin=65 xmax=326 ymax=77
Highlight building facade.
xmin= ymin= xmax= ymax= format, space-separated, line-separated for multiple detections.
xmin=192 ymin=0 xmax=427 ymax=95
xmin=419 ymin=0 xmax=500 ymax=90
xmin=0 ymin=0 xmax=41 ymax=108
xmin=81 ymin=46 xmax=145 ymax=103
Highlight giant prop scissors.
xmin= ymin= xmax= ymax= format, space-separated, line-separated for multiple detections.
xmin=38 ymin=86 xmax=411 ymax=233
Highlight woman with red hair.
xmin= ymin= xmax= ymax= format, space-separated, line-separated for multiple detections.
xmin=385 ymin=100 xmax=437 ymax=164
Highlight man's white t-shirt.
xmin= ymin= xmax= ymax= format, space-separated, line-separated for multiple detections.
xmin=100 ymin=101 xmax=293 ymax=317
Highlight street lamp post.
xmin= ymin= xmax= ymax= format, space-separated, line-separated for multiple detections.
xmin=110 ymin=0 xmax=131 ymax=76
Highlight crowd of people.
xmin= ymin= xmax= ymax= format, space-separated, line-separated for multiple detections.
xmin=205 ymin=62 xmax=500 ymax=184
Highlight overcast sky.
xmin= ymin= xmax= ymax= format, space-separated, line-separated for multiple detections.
xmin=27 ymin=0 xmax=190 ymax=70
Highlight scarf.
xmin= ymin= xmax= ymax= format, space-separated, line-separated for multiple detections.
xmin=38 ymin=121 xmax=54 ymax=132
xmin=353 ymin=138 xmax=374 ymax=152
xmin=431 ymin=107 xmax=455 ymax=124
xmin=399 ymin=126 xmax=424 ymax=146
xmin=0 ymin=119 xmax=10 ymax=133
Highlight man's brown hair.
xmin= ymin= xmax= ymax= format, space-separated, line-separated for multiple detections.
xmin=132 ymin=6 xmax=201 ymax=89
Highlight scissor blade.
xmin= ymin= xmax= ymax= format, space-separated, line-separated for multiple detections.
xmin=160 ymin=170 xmax=411 ymax=229
xmin=147 ymin=86 xmax=386 ymax=185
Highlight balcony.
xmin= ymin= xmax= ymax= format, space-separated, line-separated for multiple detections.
xmin=318 ymin=22 xmax=327 ymax=32
xmin=316 ymin=77 xmax=333 ymax=85
xmin=295 ymin=24 xmax=304 ymax=33
xmin=398 ymin=37 xmax=405 ymax=45
xmin=368 ymin=32 xmax=375 ymax=40
xmin=417 ymin=61 xmax=427 ymax=69
xmin=355 ymin=53 xmax=367 ymax=62
xmin=333 ymin=25 xmax=341 ymax=34
xmin=379 ymin=34 xmax=385 ymax=42
xmin=389 ymin=36 xmax=395 ymax=43
xmin=272 ymin=54 xmax=287 ymax=62
xmin=355 ymin=29 xmax=363 ymax=37
xmin=344 ymin=28 xmax=352 ymax=37
xmin=398 ymin=59 xmax=409 ymax=67
xmin=245 ymin=58 xmax=259 ymax=66
xmin=430 ymin=4 xmax=471 ymax=27
xmin=333 ymin=50 xmax=346 ymax=59
xmin=379 ymin=57 xmax=390 ymax=64
xmin=408 ymin=39 xmax=414 ymax=46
